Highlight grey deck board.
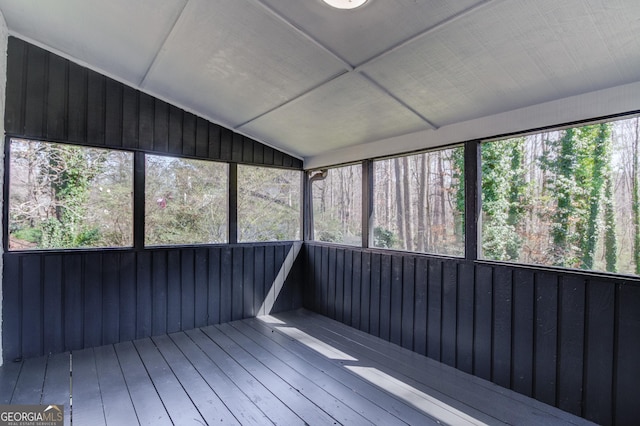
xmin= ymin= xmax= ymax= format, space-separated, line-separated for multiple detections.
xmin=237 ymin=318 xmax=440 ymax=425
xmin=133 ymin=338 xmax=206 ymax=425
xmin=300 ymin=309 xmax=593 ymax=424
xmin=41 ymin=352 xmax=71 ymax=426
xmin=204 ymin=324 xmax=348 ymax=425
xmin=255 ymin=316 xmax=490 ymax=426
xmin=72 ymin=348 xmax=106 ymax=426
xmin=151 ymin=334 xmax=240 ymax=425
xmin=280 ymin=311 xmax=536 ymax=425
xmin=113 ymin=341 xmax=172 ymax=426
xmin=93 ymin=345 xmax=138 ymax=426
xmin=0 ymin=308 xmax=596 ymax=425
xmin=11 ymin=355 xmax=47 ymax=404
xmin=281 ymin=310 xmax=594 ymax=426
xmin=185 ymin=328 xmax=304 ymax=426
xmin=0 ymin=360 xmax=21 ymax=404
xmin=169 ymin=331 xmax=272 ymax=426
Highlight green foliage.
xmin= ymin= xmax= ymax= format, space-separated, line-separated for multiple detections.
xmin=539 ymin=124 xmax=616 ymax=269
xmin=482 ymin=138 xmax=527 ymax=260
xmin=145 ymin=156 xmax=228 ymax=245
xmin=12 ymin=227 xmax=42 ymax=244
xmin=546 ymin=128 xmax=577 ymax=266
xmin=374 ymin=226 xmax=397 ymax=248
xmin=603 ymin=173 xmax=617 ymax=272
xmin=9 ymin=140 xmax=133 ymax=250
xmin=40 ymin=145 xmax=106 ymax=249
xmin=579 ymin=124 xmax=610 ymax=269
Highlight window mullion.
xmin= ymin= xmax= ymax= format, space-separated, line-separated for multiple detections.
xmin=464 ymin=140 xmax=481 ymax=261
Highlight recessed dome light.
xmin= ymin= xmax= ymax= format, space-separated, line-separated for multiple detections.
xmin=322 ymin=0 xmax=368 ymax=10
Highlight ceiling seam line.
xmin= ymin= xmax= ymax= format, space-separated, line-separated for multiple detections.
xmin=353 ymin=0 xmax=500 ymax=72
xmin=250 ymin=0 xmax=354 ymax=71
xmin=138 ymin=0 xmax=191 ymax=88
xmin=234 ymin=70 xmax=351 ymax=130
xmin=359 ymin=72 xmax=439 ymax=130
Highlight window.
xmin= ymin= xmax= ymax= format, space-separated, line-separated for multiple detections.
xmin=238 ymin=165 xmax=301 ymax=242
xmin=481 ymin=116 xmax=640 ymax=275
xmin=145 ymin=155 xmax=228 ymax=246
xmin=8 ymin=139 xmax=134 ymax=250
xmin=373 ymin=147 xmax=465 ymax=255
xmin=312 ymin=164 xmax=362 ymax=246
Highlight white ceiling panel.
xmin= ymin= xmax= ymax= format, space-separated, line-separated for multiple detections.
xmin=0 ymin=0 xmax=638 ymax=164
xmin=258 ymin=0 xmax=482 ymax=67
xmin=240 ymin=73 xmax=429 ymax=157
xmin=364 ymin=0 xmax=640 ymax=127
xmin=0 ymin=0 xmax=187 ymax=84
xmin=142 ymin=0 xmax=348 ymax=128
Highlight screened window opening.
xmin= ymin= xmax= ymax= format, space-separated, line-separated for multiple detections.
xmin=481 ymin=116 xmax=640 ymax=276
xmin=8 ymin=139 xmax=134 ymax=250
xmin=145 ymin=155 xmax=228 ymax=246
xmin=312 ymin=164 xmax=362 ymax=246
xmin=238 ymin=165 xmax=301 ymax=242
xmin=373 ymin=147 xmax=465 ymax=256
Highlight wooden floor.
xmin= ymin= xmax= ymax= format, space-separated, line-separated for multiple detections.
xmin=0 ymin=309 xmax=594 ymax=426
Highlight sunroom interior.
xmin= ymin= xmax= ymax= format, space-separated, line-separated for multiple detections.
xmin=0 ymin=1 xmax=639 ymax=425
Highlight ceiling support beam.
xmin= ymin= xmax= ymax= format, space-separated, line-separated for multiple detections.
xmin=234 ymin=69 xmax=351 ymax=130
xmin=139 ymin=0 xmax=191 ymax=88
xmin=250 ymin=0 xmax=354 ymax=71
xmin=358 ymin=72 xmax=439 ymax=130
xmin=353 ymin=0 xmax=499 ymax=72
xmin=241 ymin=0 xmax=498 ymax=132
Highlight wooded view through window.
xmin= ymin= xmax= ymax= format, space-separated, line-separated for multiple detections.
xmin=481 ymin=116 xmax=640 ymax=275
xmin=373 ymin=147 xmax=465 ymax=256
xmin=238 ymin=165 xmax=301 ymax=242
xmin=312 ymin=165 xmax=362 ymax=246
xmin=8 ymin=139 xmax=133 ymax=250
xmin=145 ymin=155 xmax=228 ymax=246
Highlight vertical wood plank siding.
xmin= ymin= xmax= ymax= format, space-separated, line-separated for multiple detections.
xmin=303 ymin=243 xmax=640 ymax=426
xmin=4 ymin=37 xmax=302 ymax=169
xmin=2 ymin=243 xmax=302 ymax=362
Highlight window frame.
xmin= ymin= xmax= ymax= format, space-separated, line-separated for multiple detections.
xmin=236 ymin=164 xmax=303 ymax=243
xmin=4 ymin=137 xmax=136 ymax=252
xmin=309 ymin=162 xmax=364 ymax=247
xmin=3 ymin=136 xmax=305 ymax=253
xmin=478 ymin=114 xmax=640 ymax=277
xmin=144 ymin=153 xmax=231 ymax=247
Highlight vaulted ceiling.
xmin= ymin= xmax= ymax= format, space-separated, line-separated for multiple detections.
xmin=0 ymin=0 xmax=639 ymax=168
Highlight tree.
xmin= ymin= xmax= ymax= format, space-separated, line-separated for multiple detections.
xmin=548 ymin=128 xmax=577 ymax=267
xmin=578 ymin=124 xmax=611 ymax=269
xmin=481 ymin=138 xmax=527 ymax=260
xmin=603 ymin=171 xmax=617 ymax=272
xmin=8 ymin=140 xmax=132 ymax=249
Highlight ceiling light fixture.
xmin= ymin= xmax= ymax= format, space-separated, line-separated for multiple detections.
xmin=322 ymin=0 xmax=368 ymax=10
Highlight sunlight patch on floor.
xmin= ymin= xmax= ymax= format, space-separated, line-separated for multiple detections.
xmin=256 ymin=315 xmax=287 ymax=325
xmin=346 ymin=365 xmax=487 ymax=426
xmin=275 ymin=326 xmax=358 ymax=361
